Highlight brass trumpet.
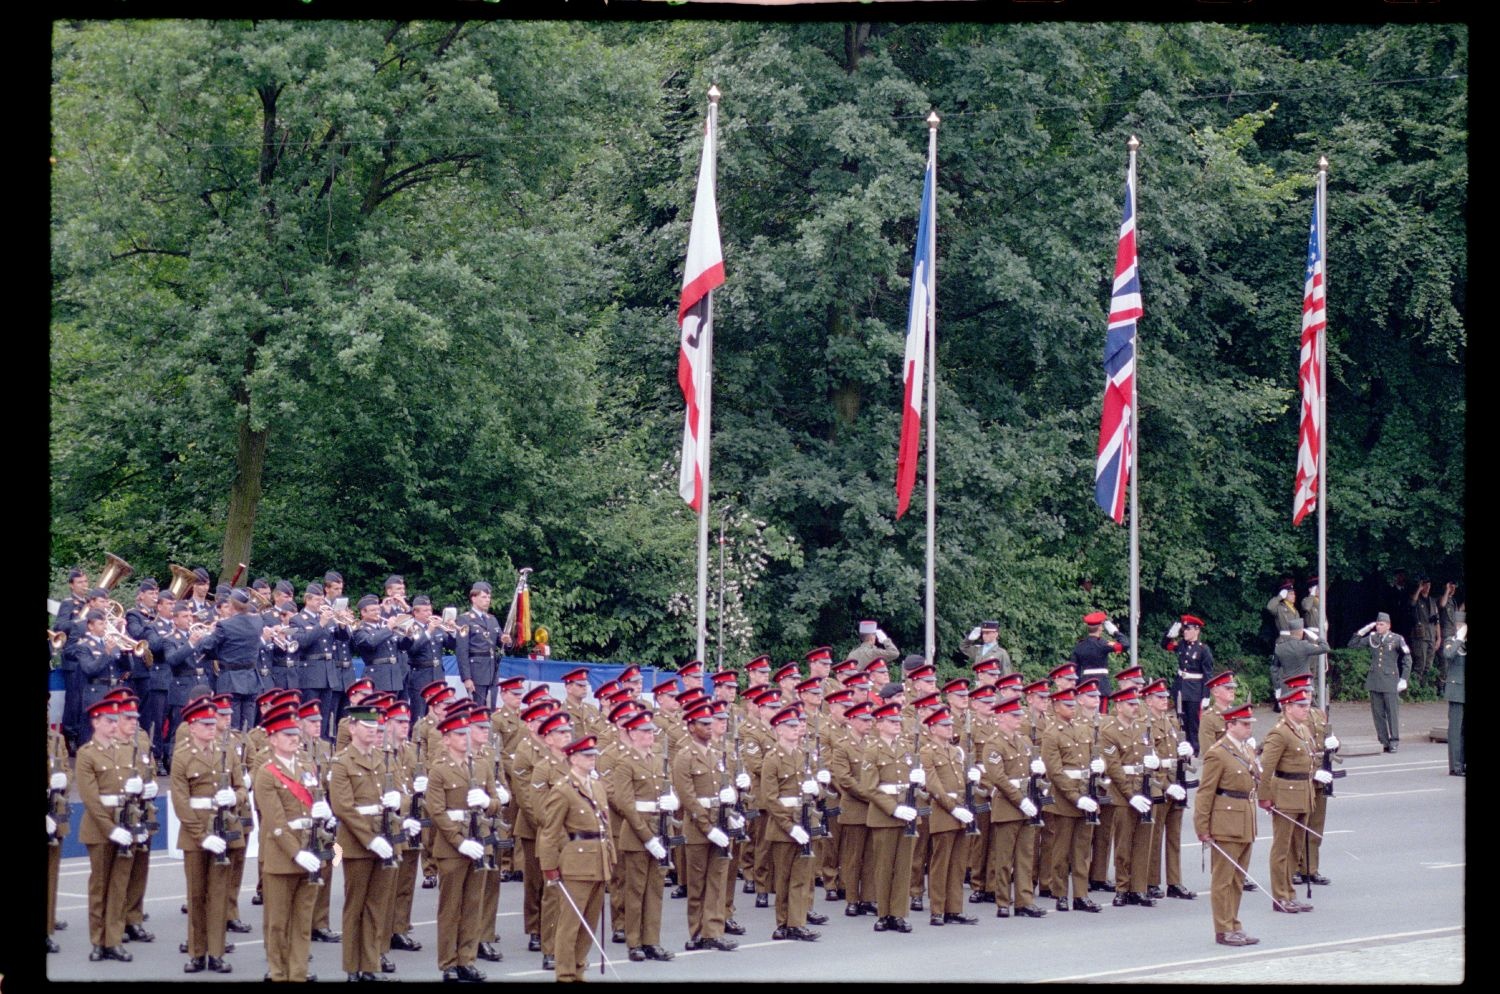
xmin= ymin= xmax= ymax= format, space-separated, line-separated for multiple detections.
xmin=168 ymin=563 xmax=198 ymax=600
xmin=189 ymin=621 xmax=218 ymax=640
xmin=320 ymin=606 xmax=355 ymax=627
xmin=47 ymin=629 xmax=68 ymax=652
xmin=265 ymin=625 xmax=297 ymax=653
xmin=106 ymin=626 xmax=151 ymax=660
xmin=98 ymin=552 xmax=134 ymax=592
xmin=106 ymin=599 xmax=127 ymax=624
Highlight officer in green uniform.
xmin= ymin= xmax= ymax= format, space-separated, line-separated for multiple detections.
xmin=1348 ymin=612 xmax=1412 ymax=752
xmin=1194 ymin=703 xmax=1261 ymax=946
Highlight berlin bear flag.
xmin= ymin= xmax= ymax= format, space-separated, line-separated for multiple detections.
xmin=894 ymin=149 xmax=936 ymax=520
xmin=1093 ymin=160 xmax=1141 ymax=524
xmin=677 ymin=105 xmax=725 ymax=513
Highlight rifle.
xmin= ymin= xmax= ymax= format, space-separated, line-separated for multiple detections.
xmin=961 ymin=709 xmax=988 ymax=835
xmin=728 ymin=709 xmax=757 ymax=830
xmin=810 ymin=712 xmax=836 ymax=838
xmin=47 ymin=749 xmax=69 ymax=847
xmin=903 ymin=727 xmax=930 ymax=838
xmin=1318 ymin=712 xmax=1347 ymax=798
xmin=1083 ymin=720 xmax=1102 ymax=826
xmin=302 ymin=754 xmax=329 ymax=886
xmin=125 ymin=739 xmax=159 ymax=851
xmin=657 ymin=737 xmax=685 ymax=866
xmin=466 ymin=735 xmax=497 ymax=871
xmin=1136 ymin=724 xmax=1156 ymax=825
xmin=713 ymin=745 xmax=738 ymax=851
xmin=379 ymin=743 xmax=402 ymax=867
xmin=407 ymin=737 xmax=430 ymax=853
xmin=480 ymin=744 xmax=514 ymax=861
xmin=796 ymin=738 xmax=818 ymax=858
xmin=211 ymin=731 xmax=242 ymax=865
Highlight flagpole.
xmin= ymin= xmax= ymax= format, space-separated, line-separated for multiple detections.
xmin=695 ymin=85 xmax=721 ymax=666
xmin=924 ymin=110 xmax=939 ymax=665
xmin=1315 ymin=155 xmax=1329 ymax=710
xmin=1126 ymin=135 xmax=1140 ymax=668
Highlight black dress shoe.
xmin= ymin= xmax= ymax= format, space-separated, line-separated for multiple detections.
xmin=1112 ymin=893 xmax=1130 ymax=907
xmin=723 ymin=919 xmax=746 ymax=935
xmin=442 ymin=968 xmax=461 ymax=982
xmin=380 ymin=953 xmax=397 ymax=973
xmin=742 ymin=879 xmax=755 ymax=894
xmin=1389 ymin=742 xmax=1399 ymax=753
xmin=629 ymin=946 xmax=647 ymax=961
xmin=910 ymin=897 xmax=923 ymax=912
xmin=1146 ymin=885 xmax=1164 ymax=899
xmin=227 ymin=919 xmax=253 ymax=934
xmin=1135 ymin=894 xmax=1157 ymax=908
xmin=860 ymin=901 xmax=878 ymax=915
xmin=527 ymin=933 xmax=542 ymax=952
xmin=755 ymin=893 xmax=769 ymax=908
xmin=890 ymin=917 xmax=912 ymax=933
xmin=1306 ymin=873 xmax=1330 ymax=886
xmin=1072 ymin=898 xmax=1102 ymax=913
xmin=184 ymin=956 xmax=206 ymax=973
xmin=996 ymin=905 xmax=1010 ymax=918
xmin=845 ymin=904 xmax=865 ymax=917
xmin=665 ymin=870 xmax=678 ymax=886
xmin=179 ymin=941 xmax=188 ymax=954
xmin=1167 ymin=884 xmax=1197 ymax=899
xmin=826 ymin=888 xmax=841 ymax=902
xmin=788 ymin=926 xmax=820 ymax=941
xmin=312 ymin=927 xmax=343 ymax=943
xmin=252 ymin=891 xmax=264 ymax=906
xmin=701 ymin=936 xmax=737 ymax=951
xmin=224 ymin=943 xmax=236 ymax=954
xmin=307 ymin=974 xmax=318 ymax=983
xmin=805 ymin=911 xmax=829 ymax=926
xmin=671 ymin=884 xmax=687 ymax=899
xmin=104 ymin=944 xmax=133 ymax=961
xmin=1055 ymin=898 xmax=1070 ymax=912
xmin=1037 ymin=887 xmax=1053 ymax=899
xmin=422 ymin=873 xmax=438 ymax=890
xmin=771 ymin=926 xmax=791 ymax=940
xmin=929 ymin=914 xmax=944 ymax=926
xmin=125 ymin=923 xmax=155 ymax=942
xmin=611 ymin=927 xmax=626 ymax=944
xmin=390 ymin=932 xmax=422 ymax=951
xmin=1089 ymin=879 xmax=1110 ymax=893
xmin=54 ymin=919 xmax=67 ymax=930
xmin=945 ymin=913 xmax=978 ymax=925
xmin=1015 ymin=904 xmax=1047 ymax=918
xmin=208 ymin=956 xmax=232 ymax=973
xmin=644 ymin=944 xmax=675 ymax=961
xmin=181 ymin=902 xmax=189 ymax=914
xmin=47 ymin=936 xmax=60 ymax=954
xmin=872 ymin=916 xmax=890 ymax=932
xmin=142 ymin=912 xmax=150 ymax=921
xmin=476 ymin=942 xmax=501 ymax=962
xmin=837 ymin=888 xmax=846 ymax=900
xmin=456 ymin=965 xmax=486 ymax=982
xmin=1242 ymin=880 xmax=1258 ymax=892
xmin=541 ymin=954 xmax=555 ymax=971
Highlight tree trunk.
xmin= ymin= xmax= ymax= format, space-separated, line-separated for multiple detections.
xmin=219 ymin=418 xmax=269 ymax=585
xmin=829 ymin=306 xmax=861 ymax=437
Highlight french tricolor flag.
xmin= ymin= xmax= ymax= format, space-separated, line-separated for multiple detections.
xmin=895 ymin=152 xmax=935 ymax=520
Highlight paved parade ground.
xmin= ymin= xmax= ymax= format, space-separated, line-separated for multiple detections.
xmin=42 ymin=701 xmax=1464 ymax=984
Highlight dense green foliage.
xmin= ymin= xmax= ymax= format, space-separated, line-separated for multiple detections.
xmin=51 ymin=21 xmax=1465 ymax=681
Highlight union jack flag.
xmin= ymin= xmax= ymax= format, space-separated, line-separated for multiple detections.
xmin=1093 ymin=165 xmax=1141 ymax=524
xmin=1293 ymin=191 xmax=1325 ymax=526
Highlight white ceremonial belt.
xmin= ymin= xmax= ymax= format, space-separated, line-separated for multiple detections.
xmin=288 ymin=818 xmax=312 ymax=830
xmin=877 ymin=784 xmax=903 ymax=795
xmin=1121 ymin=765 xmax=1143 ymax=774
xmin=99 ymin=794 xmax=121 ymax=807
xmin=696 ymin=797 xmax=719 ymax=809
xmin=188 ymin=797 xmax=213 ymax=810
xmin=355 ymin=804 xmax=381 ymax=816
xmin=447 ymin=810 xmax=468 ymax=822
xmin=778 ymin=796 xmax=800 ymax=807
xmin=634 ymin=801 xmax=659 ymax=813
xmin=1179 ymin=672 xmax=1203 ymax=680
xmin=1061 ymin=770 xmax=1086 ymax=780
xmin=1081 ymin=668 xmax=1108 ymax=675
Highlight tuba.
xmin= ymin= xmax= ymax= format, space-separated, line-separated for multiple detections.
xmin=98 ymin=553 xmax=134 ymax=592
xmin=168 ymin=563 xmax=198 ymax=600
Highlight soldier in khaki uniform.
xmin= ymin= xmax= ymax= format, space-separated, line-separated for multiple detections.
xmin=77 ymin=697 xmax=138 ymax=963
xmin=209 ymin=693 xmax=255 ymax=939
xmin=298 ymin=699 xmax=342 ymax=943
xmin=426 ymin=702 xmax=496 ymax=982
xmin=861 ymin=701 xmax=921 ymax=932
xmin=1286 ymin=673 xmax=1338 ymax=885
xmin=1194 ymin=703 xmax=1261 ymax=945
xmin=758 ymin=705 xmax=824 ymax=940
xmin=252 ymin=702 xmax=324 ymax=982
xmin=965 ymin=683 xmax=1001 ymax=904
xmin=606 ymin=710 xmax=678 ymax=961
xmin=919 ymin=707 xmax=978 ymax=926
xmin=1039 ymin=688 xmax=1103 ymax=912
xmin=1100 ymin=685 xmax=1158 ymax=907
xmin=743 ymin=689 xmax=777 ymax=909
xmin=539 ymin=735 xmax=617 ymax=983
xmin=560 ymin=668 xmax=601 ymax=738
xmin=828 ymin=698 xmax=875 ymax=916
xmin=171 ymin=696 xmax=239 ymax=972
xmin=672 ymin=702 xmax=739 ymax=950
xmin=47 ymin=716 xmax=72 ymax=954
xmin=383 ymin=700 xmax=428 ymax=959
xmin=527 ymin=708 xmax=575 ymax=970
xmin=846 ymin=620 xmax=900 ymax=672
xmin=1198 ymin=670 xmax=1238 ymax=755
xmin=1259 ymin=685 xmax=1318 ymax=913
xmin=329 ymin=702 xmax=401 ymax=981
xmin=982 ymin=695 xmax=1047 ymax=918
xmin=1143 ymin=678 xmax=1196 ymax=900
xmin=96 ymin=686 xmax=160 ymax=946
xmin=463 ymin=705 xmax=511 ymax=962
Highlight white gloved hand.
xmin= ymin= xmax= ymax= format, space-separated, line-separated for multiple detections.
xmin=788 ymin=825 xmax=810 ymax=845
xmin=124 ymin=776 xmax=143 ymax=795
xmin=735 ymin=772 xmax=751 ymax=790
xmin=893 ymin=805 xmax=917 ymax=822
xmin=311 ymin=800 xmax=332 ymax=820
xmin=295 ymin=850 xmax=322 ymax=873
xmin=1019 ymin=797 xmax=1038 ymax=818
xmin=214 ymin=787 xmax=237 ymax=808
xmin=1104 ymin=620 xmax=1119 ymax=635
xmin=726 ymin=813 xmax=745 ymax=832
xmin=1167 ymin=621 xmax=1182 ymax=639
xmin=402 ymin=818 xmax=422 ymax=836
xmin=816 ymin=769 xmax=831 ymax=785
xmin=801 ymin=779 xmax=819 ymax=796
xmin=412 ymin=776 xmax=429 ymax=794
xmin=1129 ymin=795 xmax=1152 ymax=815
xmin=1177 ymin=741 xmax=1194 ymax=757
xmin=368 ymin=836 xmax=394 ymax=860
xmin=1030 ymin=758 xmax=1047 ymax=775
xmin=1304 ymin=627 xmax=1320 ymax=640
xmin=1089 ymin=757 xmax=1105 ymax=774
xmin=706 ymin=827 xmax=730 ymax=849
xmin=1397 ymin=679 xmax=1408 ymax=692
xmin=201 ymin=833 xmax=227 ymax=855
xmin=243 ymin=773 xmax=252 ymax=790
xmin=467 ymin=788 xmax=491 ymax=809
xmin=46 ymin=814 xmax=57 ymax=835
xmin=1076 ymin=796 xmax=1099 ymax=814
xmin=1166 ymin=784 xmax=1187 ymax=802
xmin=1358 ymin=622 xmax=1375 ymax=636
xmin=967 ymin=766 xmax=982 ymax=783
xmin=51 ymin=772 xmax=68 ymax=790
xmin=382 ymin=790 xmax=402 ymax=810
xmin=496 ymin=784 xmax=511 ymax=806
xmin=458 ymin=839 xmax=485 ymax=861
xmin=967 ymin=627 xmax=981 ymax=642
xmin=658 ymin=794 xmax=680 ymax=813
xmin=1143 ymin=753 xmax=1161 ymax=770
xmin=1313 ymin=769 xmax=1334 ymax=785
xmin=1457 ymin=623 xmax=1468 ymax=641
xmin=1247 ymin=737 xmax=1257 ymax=751
xmin=876 ymin=629 xmax=891 ymax=646
xmin=1324 ymin=735 xmax=1340 ymax=750
xmin=908 ymin=768 xmax=926 ymax=786
xmin=645 ymin=837 xmax=668 ymax=860
xmin=718 ymin=786 xmax=738 ymax=805
xmin=952 ymin=807 xmax=973 ymax=825
xmin=141 ymin=781 xmax=159 ymax=800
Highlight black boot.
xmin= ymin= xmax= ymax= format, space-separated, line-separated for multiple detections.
xmin=183 ymin=956 xmax=207 ymax=973
xmin=208 ymin=956 xmax=232 ymax=974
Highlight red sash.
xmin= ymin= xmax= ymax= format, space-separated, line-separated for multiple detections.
xmin=265 ymin=759 xmax=315 ymax=810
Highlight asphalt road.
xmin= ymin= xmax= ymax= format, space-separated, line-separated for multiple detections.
xmin=43 ymin=714 xmax=1464 ymax=984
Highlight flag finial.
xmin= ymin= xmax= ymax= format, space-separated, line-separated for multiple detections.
xmin=927 ymin=110 xmax=940 ymax=130
xmin=1127 ymin=134 xmax=1141 ymax=152
xmin=708 ymin=84 xmax=721 ymax=104
xmin=1317 ymin=155 xmax=1329 ymax=174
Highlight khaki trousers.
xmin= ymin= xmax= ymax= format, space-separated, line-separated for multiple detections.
xmin=86 ymin=842 xmax=134 ymax=949
xmin=262 ymin=870 xmax=317 ymax=981
xmin=867 ymin=826 xmax=916 ymax=918
xmin=682 ymin=841 xmax=729 ymax=941
xmin=991 ymin=819 xmax=1037 ymax=909
xmin=181 ymin=849 xmax=230 ymax=958
xmin=435 ymin=856 xmax=486 ymax=970
xmin=1209 ymin=838 xmax=1252 ymax=934
xmin=340 ymin=856 xmax=396 ymax=974
xmin=926 ymin=829 xmax=968 ymax=916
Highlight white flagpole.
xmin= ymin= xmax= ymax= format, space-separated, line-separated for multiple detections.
xmin=1127 ymin=135 xmax=1141 ymax=668
xmin=1316 ymin=155 xmax=1329 ymax=710
xmin=924 ymin=111 xmax=939 ymax=665
xmin=695 ymin=85 xmax=721 ymax=666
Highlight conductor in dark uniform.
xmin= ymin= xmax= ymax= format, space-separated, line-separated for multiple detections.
xmin=200 ymin=589 xmax=267 ymax=730
xmin=1161 ymin=615 xmax=1214 ymax=754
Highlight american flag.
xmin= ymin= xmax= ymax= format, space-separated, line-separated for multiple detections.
xmin=894 ymin=150 xmax=936 ymax=520
xmin=1093 ymin=166 xmax=1141 ymax=524
xmin=1293 ymin=192 xmax=1325 ymax=526
xmin=677 ymin=110 xmax=724 ymax=512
